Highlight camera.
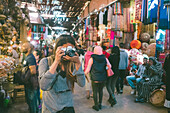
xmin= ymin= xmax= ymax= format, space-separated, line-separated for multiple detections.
xmin=61 ymin=46 xmax=76 ymax=57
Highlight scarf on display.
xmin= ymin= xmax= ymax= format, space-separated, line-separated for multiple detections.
xmin=158 ymin=0 xmax=170 ymax=29
xmin=135 ymin=0 xmax=142 ymax=22
xmin=165 ymin=30 xmax=170 ymax=50
xmin=103 ymin=9 xmax=108 ymax=26
xmin=113 ymin=2 xmax=123 ymax=15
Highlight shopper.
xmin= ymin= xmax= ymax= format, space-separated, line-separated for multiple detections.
xmin=84 ymin=46 xmax=93 ymax=99
xmin=163 ymin=51 xmax=170 ymax=113
xmin=85 ymin=46 xmax=111 ymax=111
xmin=107 ymin=46 xmax=120 ymax=106
xmin=116 ymin=43 xmax=128 ymax=94
xmin=39 ymin=35 xmax=85 ymax=113
xmin=126 ymin=57 xmax=148 ymax=95
xmin=33 ymin=50 xmax=41 ymax=109
xmin=136 ymin=57 xmax=163 ymax=102
xmin=102 ymin=45 xmax=110 ymax=58
xmin=21 ymin=42 xmax=38 ymax=113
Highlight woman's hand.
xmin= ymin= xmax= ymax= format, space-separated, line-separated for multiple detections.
xmin=63 ymin=52 xmax=81 ymax=70
xmin=54 ymin=46 xmax=65 ymax=63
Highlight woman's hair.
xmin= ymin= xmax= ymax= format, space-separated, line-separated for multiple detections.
xmin=54 ymin=35 xmax=76 ymax=90
xmin=111 ymin=46 xmax=120 ymax=55
xmin=54 ymin=35 xmax=75 ymax=54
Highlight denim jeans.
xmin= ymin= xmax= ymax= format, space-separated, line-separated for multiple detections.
xmin=126 ymin=76 xmax=142 ymax=89
xmin=25 ymin=86 xmax=38 ymax=113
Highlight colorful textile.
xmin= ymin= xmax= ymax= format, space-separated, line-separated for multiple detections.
xmin=130 ymin=0 xmax=136 ymax=23
xmin=113 ymin=2 xmax=123 ymax=14
xmin=149 ymin=0 xmax=159 ymax=23
xmin=123 ymin=8 xmax=128 ymax=32
xmin=110 ymin=31 xmax=114 ymax=47
xmin=99 ymin=11 xmax=104 ymax=25
xmin=111 ymin=15 xmax=116 ymax=29
xmin=165 ymin=30 xmax=170 ymax=50
xmin=158 ymin=0 xmax=170 ymax=29
xmin=135 ymin=0 xmax=142 ymax=21
xmin=107 ymin=6 xmax=113 ymax=21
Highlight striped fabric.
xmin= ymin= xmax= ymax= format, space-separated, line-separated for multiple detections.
xmin=135 ymin=0 xmax=142 ymax=21
xmin=165 ymin=30 xmax=170 ymax=50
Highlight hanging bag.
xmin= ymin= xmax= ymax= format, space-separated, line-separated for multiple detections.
xmin=106 ymin=59 xmax=114 ymax=77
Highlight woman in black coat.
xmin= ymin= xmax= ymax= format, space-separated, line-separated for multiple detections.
xmin=164 ymin=53 xmax=170 ymax=113
xmin=107 ymin=46 xmax=120 ymax=106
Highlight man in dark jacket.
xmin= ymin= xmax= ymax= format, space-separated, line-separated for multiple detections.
xmin=22 ymin=42 xmax=38 ymax=113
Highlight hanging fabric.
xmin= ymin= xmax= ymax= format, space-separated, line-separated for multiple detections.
xmin=148 ymin=0 xmax=158 ymax=23
xmin=99 ymin=11 xmax=105 ymax=24
xmin=135 ymin=0 xmax=142 ymax=22
xmin=108 ymin=6 xmax=113 ymax=22
xmin=123 ymin=8 xmax=128 ymax=32
xmin=165 ymin=30 xmax=170 ymax=50
xmin=96 ymin=14 xmax=99 ymax=30
xmin=158 ymin=0 xmax=170 ymax=29
xmin=103 ymin=8 xmax=108 ymax=26
xmin=110 ymin=31 xmax=114 ymax=47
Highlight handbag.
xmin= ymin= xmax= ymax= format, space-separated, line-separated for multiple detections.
xmin=106 ymin=59 xmax=114 ymax=77
xmin=106 ymin=65 xmax=114 ymax=77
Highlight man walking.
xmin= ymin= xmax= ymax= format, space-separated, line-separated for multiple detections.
xmin=116 ymin=43 xmax=128 ymax=94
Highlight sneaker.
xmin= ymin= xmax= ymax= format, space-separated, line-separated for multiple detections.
xmin=98 ymin=104 xmax=102 ymax=109
xmin=111 ymin=98 xmax=117 ymax=107
xmin=92 ymin=105 xmax=99 ymax=111
xmin=131 ymin=89 xmax=136 ymax=95
xmin=135 ymin=98 xmax=144 ymax=103
xmin=119 ymin=90 xmax=123 ymax=94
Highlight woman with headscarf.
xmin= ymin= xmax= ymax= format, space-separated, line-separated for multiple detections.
xmin=107 ymin=46 xmax=120 ymax=106
xmin=135 ymin=57 xmax=163 ymax=102
xmin=84 ymin=46 xmax=93 ymax=99
xmin=85 ymin=46 xmax=111 ymax=111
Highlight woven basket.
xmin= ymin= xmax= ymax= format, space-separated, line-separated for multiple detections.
xmin=150 ymin=89 xmax=166 ymax=107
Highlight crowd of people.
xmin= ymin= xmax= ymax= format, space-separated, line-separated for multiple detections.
xmin=12 ymin=34 xmax=170 ymax=113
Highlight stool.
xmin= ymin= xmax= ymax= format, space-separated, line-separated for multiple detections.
xmin=13 ymin=85 xmax=25 ymax=102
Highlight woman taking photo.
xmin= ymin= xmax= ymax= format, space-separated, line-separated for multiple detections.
xmin=39 ymin=35 xmax=85 ymax=113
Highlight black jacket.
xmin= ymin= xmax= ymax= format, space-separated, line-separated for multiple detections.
xmin=90 ymin=54 xmax=107 ymax=81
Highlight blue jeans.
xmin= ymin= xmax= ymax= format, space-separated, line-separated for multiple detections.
xmin=25 ymin=86 xmax=38 ymax=113
xmin=126 ymin=76 xmax=142 ymax=89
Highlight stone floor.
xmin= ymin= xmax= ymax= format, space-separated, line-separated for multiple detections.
xmin=1 ymin=85 xmax=167 ymax=113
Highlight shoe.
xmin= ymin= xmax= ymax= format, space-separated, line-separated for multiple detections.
xmin=108 ymin=98 xmax=112 ymax=104
xmin=98 ymin=104 xmax=102 ymax=109
xmin=135 ymin=98 xmax=144 ymax=103
xmin=131 ymin=89 xmax=136 ymax=95
xmin=92 ymin=105 xmax=99 ymax=111
xmin=111 ymin=98 xmax=117 ymax=107
xmin=119 ymin=90 xmax=123 ymax=94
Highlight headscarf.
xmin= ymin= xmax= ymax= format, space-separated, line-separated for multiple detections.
xmin=149 ymin=57 xmax=163 ymax=77
xmin=93 ymin=46 xmax=103 ymax=55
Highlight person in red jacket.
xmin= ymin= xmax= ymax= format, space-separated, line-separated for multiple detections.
xmin=102 ymin=46 xmax=110 ymax=58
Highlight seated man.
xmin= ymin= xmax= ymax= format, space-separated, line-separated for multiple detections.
xmin=126 ymin=57 xmax=148 ymax=95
